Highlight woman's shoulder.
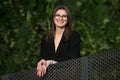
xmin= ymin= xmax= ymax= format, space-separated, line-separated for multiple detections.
xmin=71 ymin=30 xmax=80 ymax=37
xmin=41 ymin=32 xmax=49 ymax=41
xmin=68 ymin=30 xmax=80 ymax=41
xmin=42 ymin=32 xmax=53 ymax=42
xmin=42 ymin=33 xmax=47 ymax=38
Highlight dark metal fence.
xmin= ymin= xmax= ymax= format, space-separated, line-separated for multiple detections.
xmin=1 ymin=49 xmax=120 ymax=80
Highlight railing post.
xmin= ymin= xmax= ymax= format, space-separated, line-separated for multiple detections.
xmin=81 ymin=57 xmax=88 ymax=80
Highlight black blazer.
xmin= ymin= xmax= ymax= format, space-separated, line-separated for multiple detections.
xmin=39 ymin=30 xmax=81 ymax=62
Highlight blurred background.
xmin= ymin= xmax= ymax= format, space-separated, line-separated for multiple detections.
xmin=0 ymin=0 xmax=120 ymax=75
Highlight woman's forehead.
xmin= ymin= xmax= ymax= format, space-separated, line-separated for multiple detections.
xmin=55 ymin=9 xmax=67 ymax=15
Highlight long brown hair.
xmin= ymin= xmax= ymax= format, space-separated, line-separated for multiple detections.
xmin=47 ymin=5 xmax=73 ymax=41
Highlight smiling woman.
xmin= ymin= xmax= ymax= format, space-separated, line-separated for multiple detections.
xmin=54 ymin=9 xmax=68 ymax=51
xmin=37 ymin=5 xmax=81 ymax=77
xmin=54 ymin=10 xmax=68 ymax=28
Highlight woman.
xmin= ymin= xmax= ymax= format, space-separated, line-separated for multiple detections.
xmin=37 ymin=5 xmax=81 ymax=77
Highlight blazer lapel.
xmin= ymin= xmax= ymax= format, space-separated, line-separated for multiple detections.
xmin=50 ymin=37 xmax=56 ymax=54
xmin=55 ymin=35 xmax=66 ymax=54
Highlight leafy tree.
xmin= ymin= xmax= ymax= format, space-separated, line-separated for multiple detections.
xmin=0 ymin=0 xmax=120 ymax=75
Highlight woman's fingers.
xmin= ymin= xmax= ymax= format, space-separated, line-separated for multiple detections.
xmin=37 ymin=64 xmax=43 ymax=77
xmin=37 ymin=64 xmax=47 ymax=77
xmin=37 ymin=70 xmax=41 ymax=77
xmin=41 ymin=71 xmax=44 ymax=77
xmin=42 ymin=64 xmax=47 ymax=75
xmin=37 ymin=70 xmax=44 ymax=77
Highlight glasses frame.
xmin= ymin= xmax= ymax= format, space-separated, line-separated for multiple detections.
xmin=54 ymin=14 xmax=68 ymax=20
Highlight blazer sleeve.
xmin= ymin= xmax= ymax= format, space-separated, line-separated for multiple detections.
xmin=67 ymin=31 xmax=81 ymax=59
xmin=38 ymin=35 xmax=47 ymax=62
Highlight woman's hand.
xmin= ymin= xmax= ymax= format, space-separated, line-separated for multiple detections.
xmin=37 ymin=59 xmax=57 ymax=77
xmin=37 ymin=59 xmax=47 ymax=77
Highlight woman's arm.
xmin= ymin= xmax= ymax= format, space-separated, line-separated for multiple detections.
xmin=37 ymin=35 xmax=57 ymax=77
xmin=68 ymin=31 xmax=81 ymax=59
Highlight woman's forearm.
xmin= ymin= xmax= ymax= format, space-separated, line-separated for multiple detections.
xmin=46 ymin=60 xmax=57 ymax=65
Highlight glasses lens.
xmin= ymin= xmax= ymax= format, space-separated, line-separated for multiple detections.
xmin=55 ymin=14 xmax=60 ymax=19
xmin=55 ymin=14 xmax=67 ymax=20
xmin=62 ymin=15 xmax=67 ymax=20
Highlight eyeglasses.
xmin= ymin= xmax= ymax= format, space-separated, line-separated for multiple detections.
xmin=54 ymin=14 xmax=67 ymax=20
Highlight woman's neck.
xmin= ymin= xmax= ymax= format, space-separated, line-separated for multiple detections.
xmin=55 ymin=27 xmax=65 ymax=35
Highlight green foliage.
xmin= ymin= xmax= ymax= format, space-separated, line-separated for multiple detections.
xmin=0 ymin=0 xmax=120 ymax=75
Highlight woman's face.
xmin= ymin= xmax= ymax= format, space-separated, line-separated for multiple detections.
xmin=54 ymin=9 xmax=68 ymax=28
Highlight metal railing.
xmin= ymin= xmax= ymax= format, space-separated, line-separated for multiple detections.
xmin=1 ymin=49 xmax=120 ymax=80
